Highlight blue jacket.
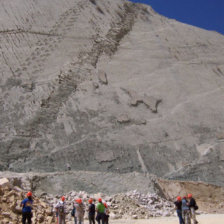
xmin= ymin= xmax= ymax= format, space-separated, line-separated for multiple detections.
xmin=181 ymin=199 xmax=189 ymax=211
xmin=21 ymin=198 xmax=33 ymax=213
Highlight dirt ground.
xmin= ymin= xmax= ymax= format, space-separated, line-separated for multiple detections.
xmin=110 ymin=214 xmax=224 ymax=224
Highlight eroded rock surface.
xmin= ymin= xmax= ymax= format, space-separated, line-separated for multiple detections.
xmin=1 ymin=0 xmax=224 ymax=192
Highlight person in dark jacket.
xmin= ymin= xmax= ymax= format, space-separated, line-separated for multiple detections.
xmin=88 ymin=198 xmax=95 ymax=224
xmin=174 ymin=196 xmax=184 ymax=224
xmin=188 ymin=194 xmax=198 ymax=224
xmin=21 ymin=191 xmax=33 ymax=224
xmin=71 ymin=204 xmax=77 ymax=224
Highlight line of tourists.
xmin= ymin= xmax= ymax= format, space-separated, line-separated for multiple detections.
xmin=20 ymin=190 xmax=198 ymax=224
xmin=20 ymin=191 xmax=109 ymax=224
xmin=55 ymin=196 xmax=110 ymax=224
xmin=174 ymin=193 xmax=198 ymax=224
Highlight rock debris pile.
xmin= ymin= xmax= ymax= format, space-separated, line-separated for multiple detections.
xmin=108 ymin=191 xmax=174 ymax=219
xmin=125 ymin=191 xmax=175 ymax=217
xmin=0 ymin=178 xmax=174 ymax=223
xmin=0 ymin=178 xmax=55 ymax=224
xmin=43 ymin=190 xmax=175 ymax=220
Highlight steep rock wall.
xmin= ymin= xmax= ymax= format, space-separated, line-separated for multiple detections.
xmin=1 ymin=0 xmax=224 ymax=189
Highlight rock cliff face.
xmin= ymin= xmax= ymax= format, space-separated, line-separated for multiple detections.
xmin=1 ymin=0 xmax=224 ymax=192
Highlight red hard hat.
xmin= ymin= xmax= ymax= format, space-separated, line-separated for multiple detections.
xmin=88 ymin=199 xmax=93 ymax=204
xmin=76 ymin=198 xmax=82 ymax=204
xmin=177 ymin=196 xmax=181 ymax=201
xmin=61 ymin=196 xmax=65 ymax=201
xmin=183 ymin=196 xmax=187 ymax=199
xmin=103 ymin=202 xmax=108 ymax=208
xmin=27 ymin=191 xmax=32 ymax=197
xmin=188 ymin=193 xmax=192 ymax=198
xmin=98 ymin=198 xmax=102 ymax=202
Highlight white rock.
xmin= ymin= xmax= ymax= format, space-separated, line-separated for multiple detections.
xmin=0 ymin=178 xmax=10 ymax=187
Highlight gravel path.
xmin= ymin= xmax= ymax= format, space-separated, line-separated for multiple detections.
xmin=110 ymin=214 xmax=224 ymax=224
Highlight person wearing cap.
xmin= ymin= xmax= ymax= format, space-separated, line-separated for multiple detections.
xmin=55 ymin=196 xmax=67 ymax=224
xmin=174 ymin=196 xmax=184 ymax=224
xmin=88 ymin=198 xmax=95 ymax=224
xmin=188 ymin=194 xmax=198 ymax=224
xmin=21 ymin=191 xmax=33 ymax=224
xmin=96 ymin=198 xmax=105 ymax=224
xmin=103 ymin=202 xmax=109 ymax=224
xmin=182 ymin=196 xmax=191 ymax=224
xmin=74 ymin=198 xmax=85 ymax=224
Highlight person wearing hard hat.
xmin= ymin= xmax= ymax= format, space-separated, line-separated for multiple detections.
xmin=182 ymin=196 xmax=191 ymax=224
xmin=21 ymin=191 xmax=33 ymax=224
xmin=96 ymin=198 xmax=105 ymax=224
xmin=174 ymin=196 xmax=184 ymax=224
xmin=188 ymin=194 xmax=198 ymax=224
xmin=88 ymin=198 xmax=95 ymax=224
xmin=74 ymin=198 xmax=85 ymax=224
xmin=103 ymin=202 xmax=109 ymax=224
xmin=55 ymin=196 xmax=67 ymax=224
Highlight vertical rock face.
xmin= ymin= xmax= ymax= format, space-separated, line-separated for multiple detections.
xmin=1 ymin=0 xmax=224 ymax=191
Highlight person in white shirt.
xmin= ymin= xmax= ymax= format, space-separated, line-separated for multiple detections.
xmin=55 ymin=196 xmax=67 ymax=224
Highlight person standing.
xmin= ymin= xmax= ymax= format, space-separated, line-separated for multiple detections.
xmin=74 ymin=198 xmax=85 ymax=224
xmin=103 ymin=202 xmax=109 ymax=224
xmin=188 ymin=194 xmax=198 ymax=224
xmin=88 ymin=198 xmax=95 ymax=224
xmin=174 ymin=196 xmax=184 ymax=224
xmin=71 ymin=201 xmax=77 ymax=224
xmin=96 ymin=198 xmax=105 ymax=224
xmin=55 ymin=196 xmax=67 ymax=224
xmin=182 ymin=196 xmax=191 ymax=224
xmin=21 ymin=191 xmax=33 ymax=224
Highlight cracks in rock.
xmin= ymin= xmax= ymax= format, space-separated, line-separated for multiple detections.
xmin=83 ymin=2 xmax=138 ymax=67
xmin=136 ymin=148 xmax=149 ymax=177
xmin=0 ymin=29 xmax=61 ymax=37
xmin=88 ymin=0 xmax=96 ymax=5
xmin=9 ymin=1 xmax=88 ymax=81
xmin=213 ymin=66 xmax=224 ymax=77
xmin=121 ymin=88 xmax=162 ymax=113
xmin=2 ymin=1 xmax=143 ymax=170
xmin=104 ymin=3 xmax=137 ymax=56
xmin=20 ymin=76 xmax=78 ymax=137
xmin=0 ymin=28 xmax=92 ymax=40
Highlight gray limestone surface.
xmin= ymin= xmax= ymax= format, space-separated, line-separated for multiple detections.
xmin=1 ymin=0 xmax=224 ymax=193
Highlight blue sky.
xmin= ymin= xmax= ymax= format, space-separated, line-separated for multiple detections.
xmin=130 ymin=0 xmax=224 ymax=35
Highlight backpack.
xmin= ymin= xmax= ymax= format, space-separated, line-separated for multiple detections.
xmin=195 ymin=204 xmax=199 ymax=210
xmin=58 ymin=205 xmax=65 ymax=215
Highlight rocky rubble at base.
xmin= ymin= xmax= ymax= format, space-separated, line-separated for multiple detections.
xmin=0 ymin=177 xmax=175 ymax=223
xmin=42 ymin=190 xmax=175 ymax=221
xmin=0 ymin=178 xmax=55 ymax=224
xmin=6 ymin=176 xmax=224 ymax=223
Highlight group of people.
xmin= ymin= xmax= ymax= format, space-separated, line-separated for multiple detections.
xmin=174 ymin=193 xmax=198 ymax=224
xmin=20 ymin=191 xmax=199 ymax=224
xmin=55 ymin=196 xmax=110 ymax=224
xmin=20 ymin=191 xmax=109 ymax=224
